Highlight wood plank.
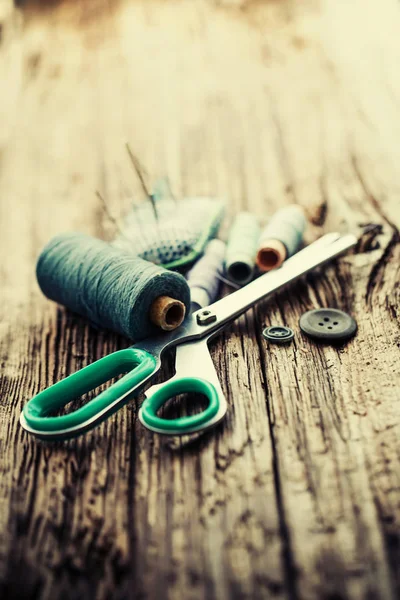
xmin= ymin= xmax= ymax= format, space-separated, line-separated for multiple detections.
xmin=0 ymin=1 xmax=399 ymax=599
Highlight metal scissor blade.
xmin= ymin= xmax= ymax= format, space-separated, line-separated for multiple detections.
xmin=145 ymin=335 xmax=224 ymax=400
xmin=193 ymin=232 xmax=357 ymax=336
xmin=135 ymin=232 xmax=358 ymax=358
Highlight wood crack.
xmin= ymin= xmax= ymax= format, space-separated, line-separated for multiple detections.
xmin=351 ymin=154 xmax=400 ymax=305
xmin=254 ymin=324 xmax=300 ymax=600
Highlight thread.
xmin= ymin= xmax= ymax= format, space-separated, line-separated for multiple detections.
xmin=186 ymin=239 xmax=226 ymax=311
xmin=225 ymin=212 xmax=260 ymax=285
xmin=36 ymin=233 xmax=190 ymax=341
xmin=256 ymin=205 xmax=307 ymax=272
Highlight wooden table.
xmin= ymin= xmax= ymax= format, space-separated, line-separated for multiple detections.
xmin=0 ymin=1 xmax=399 ymax=598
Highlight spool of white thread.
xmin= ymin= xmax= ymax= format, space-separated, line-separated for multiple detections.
xmin=225 ymin=212 xmax=261 ymax=285
xmin=256 ymin=205 xmax=307 ymax=272
xmin=187 ymin=239 xmax=226 ymax=311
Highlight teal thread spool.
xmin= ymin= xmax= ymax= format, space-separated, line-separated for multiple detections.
xmin=225 ymin=212 xmax=261 ymax=285
xmin=36 ymin=233 xmax=190 ymax=340
xmin=256 ymin=205 xmax=307 ymax=272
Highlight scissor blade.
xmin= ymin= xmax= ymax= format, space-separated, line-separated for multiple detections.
xmin=195 ymin=231 xmax=357 ymax=333
xmin=135 ymin=232 xmax=357 ymax=357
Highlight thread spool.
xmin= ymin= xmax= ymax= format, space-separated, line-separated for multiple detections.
xmin=256 ymin=205 xmax=307 ymax=272
xmin=225 ymin=212 xmax=260 ymax=285
xmin=36 ymin=233 xmax=190 ymax=340
xmin=187 ymin=239 xmax=226 ymax=311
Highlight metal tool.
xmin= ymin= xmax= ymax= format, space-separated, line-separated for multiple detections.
xmin=20 ymin=232 xmax=357 ymax=440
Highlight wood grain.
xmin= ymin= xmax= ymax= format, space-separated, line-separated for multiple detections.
xmin=0 ymin=0 xmax=399 ymax=599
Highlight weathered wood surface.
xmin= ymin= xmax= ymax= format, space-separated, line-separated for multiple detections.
xmin=0 ymin=0 xmax=399 ymax=598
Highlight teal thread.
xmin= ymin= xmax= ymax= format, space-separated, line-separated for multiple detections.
xmin=225 ymin=212 xmax=261 ymax=285
xmin=36 ymin=233 xmax=191 ymax=341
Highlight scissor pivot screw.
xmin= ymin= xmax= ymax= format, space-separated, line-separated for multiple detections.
xmin=197 ymin=310 xmax=217 ymax=325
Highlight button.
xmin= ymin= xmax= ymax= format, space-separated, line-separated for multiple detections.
xmin=262 ymin=326 xmax=294 ymax=344
xmin=299 ymin=309 xmax=357 ymax=342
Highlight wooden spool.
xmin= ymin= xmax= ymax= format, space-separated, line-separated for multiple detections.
xmin=149 ymin=296 xmax=186 ymax=331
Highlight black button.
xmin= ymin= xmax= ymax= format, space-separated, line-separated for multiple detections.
xmin=299 ymin=309 xmax=357 ymax=342
xmin=262 ymin=326 xmax=294 ymax=344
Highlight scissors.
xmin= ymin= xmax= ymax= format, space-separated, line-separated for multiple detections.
xmin=20 ymin=232 xmax=357 ymax=441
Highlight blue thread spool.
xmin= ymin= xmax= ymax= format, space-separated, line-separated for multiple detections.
xmin=225 ymin=212 xmax=260 ymax=285
xmin=36 ymin=233 xmax=190 ymax=340
xmin=256 ymin=205 xmax=307 ymax=272
xmin=187 ymin=239 xmax=226 ymax=311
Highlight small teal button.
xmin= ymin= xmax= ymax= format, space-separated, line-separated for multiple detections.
xmin=262 ymin=326 xmax=294 ymax=344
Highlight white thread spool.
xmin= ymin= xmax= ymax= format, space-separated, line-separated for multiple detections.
xmin=257 ymin=205 xmax=307 ymax=272
xmin=225 ymin=212 xmax=260 ymax=285
xmin=187 ymin=239 xmax=226 ymax=311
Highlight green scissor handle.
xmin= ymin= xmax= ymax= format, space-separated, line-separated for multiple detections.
xmin=21 ymin=348 xmax=157 ymax=438
xmin=21 ymin=340 xmax=226 ymax=439
xmin=139 ymin=377 xmax=221 ymax=434
xmin=139 ymin=340 xmax=227 ymax=436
